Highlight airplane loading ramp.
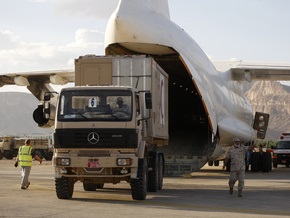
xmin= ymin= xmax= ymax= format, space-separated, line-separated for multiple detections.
xmin=1 ymin=159 xmax=290 ymax=218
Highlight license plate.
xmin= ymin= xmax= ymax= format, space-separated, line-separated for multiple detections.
xmin=88 ymin=160 xmax=100 ymax=168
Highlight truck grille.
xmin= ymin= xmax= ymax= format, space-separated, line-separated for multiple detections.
xmin=53 ymin=128 xmax=138 ymax=149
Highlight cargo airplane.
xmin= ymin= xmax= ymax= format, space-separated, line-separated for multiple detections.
xmin=1 ymin=0 xmax=290 ymax=173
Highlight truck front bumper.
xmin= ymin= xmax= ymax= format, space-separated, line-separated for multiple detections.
xmin=53 ymin=155 xmax=139 ymax=179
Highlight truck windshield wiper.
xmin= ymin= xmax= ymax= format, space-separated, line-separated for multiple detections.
xmin=75 ymin=112 xmax=89 ymax=119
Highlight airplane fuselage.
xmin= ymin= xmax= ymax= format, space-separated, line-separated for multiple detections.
xmin=104 ymin=0 xmax=256 ymax=163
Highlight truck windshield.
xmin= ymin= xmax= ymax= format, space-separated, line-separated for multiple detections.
xmin=276 ymin=141 xmax=290 ymax=149
xmin=58 ymin=90 xmax=132 ymax=122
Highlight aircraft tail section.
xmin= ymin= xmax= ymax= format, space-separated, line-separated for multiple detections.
xmin=105 ymin=0 xmax=174 ymax=54
xmin=145 ymin=0 xmax=170 ymax=19
xmin=126 ymin=0 xmax=170 ymax=19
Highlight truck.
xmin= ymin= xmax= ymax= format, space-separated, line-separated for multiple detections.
xmin=0 ymin=136 xmax=53 ymax=160
xmin=272 ymin=133 xmax=290 ymax=168
xmin=34 ymin=55 xmax=168 ymax=200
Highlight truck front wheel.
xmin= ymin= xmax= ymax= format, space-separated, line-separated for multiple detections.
xmin=130 ymin=158 xmax=148 ymax=200
xmin=55 ymin=177 xmax=74 ymax=199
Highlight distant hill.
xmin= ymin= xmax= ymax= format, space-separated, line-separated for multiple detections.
xmin=0 ymin=82 xmax=289 ymax=141
xmin=0 ymin=92 xmax=52 ymax=137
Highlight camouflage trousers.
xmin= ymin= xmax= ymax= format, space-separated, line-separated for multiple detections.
xmin=228 ymin=169 xmax=245 ymax=190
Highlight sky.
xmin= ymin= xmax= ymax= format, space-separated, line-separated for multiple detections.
xmin=1 ymin=0 xmax=290 ymax=92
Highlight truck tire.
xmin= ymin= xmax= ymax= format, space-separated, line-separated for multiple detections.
xmin=130 ymin=158 xmax=148 ymax=200
xmin=158 ymin=154 xmax=164 ymax=190
xmin=96 ymin=183 xmax=104 ymax=189
xmin=0 ymin=152 xmax=3 ymax=160
xmin=148 ymin=152 xmax=159 ymax=192
xmin=55 ymin=177 xmax=74 ymax=199
xmin=208 ymin=160 xmax=213 ymax=166
xmin=4 ymin=153 xmax=13 ymax=160
xmin=214 ymin=160 xmax=219 ymax=166
xmin=35 ymin=150 xmax=44 ymax=160
xmin=83 ymin=183 xmax=97 ymax=191
xmin=44 ymin=152 xmax=53 ymax=161
xmin=262 ymin=152 xmax=272 ymax=172
xmin=273 ymin=162 xmax=278 ymax=168
xmin=251 ymin=153 xmax=261 ymax=172
xmin=83 ymin=183 xmax=104 ymax=191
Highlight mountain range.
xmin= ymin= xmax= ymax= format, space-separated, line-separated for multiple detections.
xmin=0 ymin=81 xmax=289 ymax=141
xmin=245 ymin=81 xmax=290 ymax=140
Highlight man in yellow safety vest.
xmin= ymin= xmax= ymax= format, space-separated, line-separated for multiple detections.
xmin=14 ymin=139 xmax=42 ymax=189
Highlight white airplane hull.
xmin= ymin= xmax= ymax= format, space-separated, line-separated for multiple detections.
xmin=105 ymin=0 xmax=256 ymax=165
xmin=3 ymin=0 xmax=282 ymax=173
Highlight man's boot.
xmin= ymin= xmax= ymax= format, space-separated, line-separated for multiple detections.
xmin=229 ymin=187 xmax=233 ymax=195
xmin=238 ymin=189 xmax=242 ymax=197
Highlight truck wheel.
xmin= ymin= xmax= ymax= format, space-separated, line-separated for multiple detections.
xmin=214 ymin=160 xmax=220 ymax=166
xmin=148 ymin=152 xmax=159 ymax=192
xmin=44 ymin=152 xmax=53 ymax=161
xmin=55 ymin=177 xmax=74 ymax=199
xmin=83 ymin=183 xmax=97 ymax=191
xmin=83 ymin=183 xmax=104 ymax=191
xmin=208 ymin=160 xmax=213 ymax=166
xmin=130 ymin=158 xmax=148 ymax=200
xmin=158 ymin=154 xmax=164 ymax=190
xmin=35 ymin=150 xmax=44 ymax=160
xmin=96 ymin=183 xmax=104 ymax=189
xmin=262 ymin=152 xmax=272 ymax=172
xmin=0 ymin=152 xmax=3 ymax=160
xmin=4 ymin=153 xmax=13 ymax=160
xmin=273 ymin=163 xmax=278 ymax=168
xmin=251 ymin=153 xmax=260 ymax=172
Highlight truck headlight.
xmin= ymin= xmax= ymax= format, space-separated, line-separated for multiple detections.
xmin=117 ymin=158 xmax=132 ymax=166
xmin=56 ymin=158 xmax=70 ymax=166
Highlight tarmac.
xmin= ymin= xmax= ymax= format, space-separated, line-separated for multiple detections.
xmin=1 ymin=159 xmax=290 ymax=218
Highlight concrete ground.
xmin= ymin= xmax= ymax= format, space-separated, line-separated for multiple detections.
xmin=0 ymin=159 xmax=290 ymax=218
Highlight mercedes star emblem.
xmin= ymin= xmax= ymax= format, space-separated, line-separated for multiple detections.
xmin=87 ymin=132 xmax=100 ymax=144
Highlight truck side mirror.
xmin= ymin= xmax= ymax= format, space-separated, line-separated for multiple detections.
xmin=145 ymin=92 xmax=152 ymax=109
xmin=44 ymin=94 xmax=51 ymax=101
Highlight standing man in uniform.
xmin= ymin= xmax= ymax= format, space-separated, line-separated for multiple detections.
xmin=224 ymin=137 xmax=254 ymax=197
xmin=14 ymin=139 xmax=42 ymax=189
